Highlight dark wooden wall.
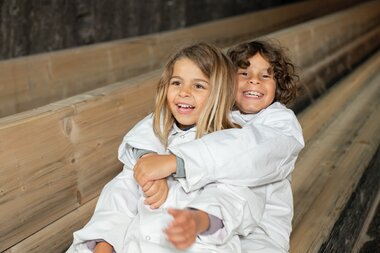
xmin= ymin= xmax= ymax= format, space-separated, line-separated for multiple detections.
xmin=0 ymin=0 xmax=300 ymax=60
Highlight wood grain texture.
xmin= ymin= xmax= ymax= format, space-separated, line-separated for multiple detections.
xmin=0 ymin=71 xmax=159 ymax=251
xmin=1 ymin=0 xmax=378 ymax=118
xmin=3 ymin=198 xmax=97 ymax=253
xmin=290 ymin=63 xmax=380 ymax=253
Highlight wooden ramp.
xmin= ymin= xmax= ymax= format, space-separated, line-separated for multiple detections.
xmin=0 ymin=1 xmax=379 ymax=252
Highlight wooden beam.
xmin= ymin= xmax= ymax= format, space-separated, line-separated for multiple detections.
xmin=3 ymin=198 xmax=97 ymax=253
xmin=298 ymin=51 xmax=380 ymax=144
xmin=0 ymin=0 xmax=371 ymax=118
xmin=290 ymin=68 xmax=380 ymax=252
xmin=293 ymin=26 xmax=380 ymax=112
xmin=291 ymin=97 xmax=380 ymax=252
xmin=0 ymin=72 xmax=159 ymax=251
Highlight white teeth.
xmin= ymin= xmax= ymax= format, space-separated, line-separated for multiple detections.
xmin=177 ymin=103 xmax=194 ymax=108
xmin=244 ymin=91 xmax=263 ymax=96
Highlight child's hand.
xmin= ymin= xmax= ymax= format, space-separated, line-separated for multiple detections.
xmin=142 ymin=179 xmax=169 ymax=209
xmin=134 ymin=154 xmax=176 ymax=187
xmin=93 ymin=241 xmax=113 ymax=253
xmin=165 ymin=208 xmax=210 ymax=250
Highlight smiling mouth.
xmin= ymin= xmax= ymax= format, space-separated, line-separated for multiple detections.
xmin=177 ymin=103 xmax=194 ymax=108
xmin=243 ymin=91 xmax=263 ymax=98
xmin=176 ymin=103 xmax=195 ymax=112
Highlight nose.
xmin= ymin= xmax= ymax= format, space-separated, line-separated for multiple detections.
xmin=179 ymin=85 xmax=191 ymax=97
xmin=249 ymin=76 xmax=260 ymax=85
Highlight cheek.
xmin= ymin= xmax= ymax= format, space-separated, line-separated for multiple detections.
xmin=269 ymin=82 xmax=277 ymax=98
xmin=237 ymin=78 xmax=245 ymax=89
xmin=166 ymin=88 xmax=175 ymax=101
xmin=197 ymin=93 xmax=210 ymax=110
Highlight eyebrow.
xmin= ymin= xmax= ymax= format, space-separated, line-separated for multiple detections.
xmin=237 ymin=67 xmax=272 ymax=73
xmin=171 ymin=76 xmax=209 ymax=84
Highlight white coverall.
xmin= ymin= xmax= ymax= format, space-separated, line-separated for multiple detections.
xmin=67 ymin=122 xmax=267 ymax=253
xmin=67 ymin=102 xmax=304 ymax=253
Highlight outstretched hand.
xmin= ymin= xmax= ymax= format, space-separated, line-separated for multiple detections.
xmin=134 ymin=153 xmax=177 ymax=187
xmin=165 ymin=208 xmax=210 ymax=250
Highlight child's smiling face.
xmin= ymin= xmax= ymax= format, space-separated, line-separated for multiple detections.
xmin=167 ymin=58 xmax=211 ymax=129
xmin=234 ymin=53 xmax=276 ymax=114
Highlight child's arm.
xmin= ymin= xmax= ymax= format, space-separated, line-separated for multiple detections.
xmin=134 ymin=103 xmax=304 ymax=191
xmin=172 ymin=104 xmax=304 ymax=191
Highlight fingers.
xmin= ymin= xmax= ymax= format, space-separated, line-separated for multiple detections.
xmin=166 ymin=231 xmax=195 ymax=250
xmin=142 ymin=181 xmax=154 ymax=192
xmin=145 ymin=193 xmax=166 ymax=209
xmin=143 ymin=180 xmax=169 ymax=209
xmin=144 ymin=189 xmax=162 ymax=206
xmin=165 ymin=208 xmax=197 ymax=249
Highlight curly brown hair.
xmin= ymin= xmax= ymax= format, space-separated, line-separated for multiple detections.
xmin=227 ymin=39 xmax=298 ymax=105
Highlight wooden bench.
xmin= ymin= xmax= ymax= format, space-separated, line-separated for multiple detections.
xmin=0 ymin=0 xmax=368 ymax=118
xmin=290 ymin=51 xmax=380 ymax=252
xmin=0 ymin=1 xmax=379 ymax=252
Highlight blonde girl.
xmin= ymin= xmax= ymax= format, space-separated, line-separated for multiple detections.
xmin=66 ymin=43 xmax=262 ymax=253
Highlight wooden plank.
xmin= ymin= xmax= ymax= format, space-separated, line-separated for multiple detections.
xmin=3 ymin=198 xmax=97 ymax=253
xmin=293 ymin=26 xmax=380 ymax=112
xmin=299 ymin=50 xmax=380 ymax=143
xmin=293 ymin=68 xmax=380 ymax=227
xmin=319 ymin=148 xmax=380 ymax=252
xmin=0 ymin=0 xmax=374 ymax=118
xmin=290 ymin=73 xmax=380 ymax=252
xmin=267 ymin=0 xmax=380 ymax=69
xmin=290 ymin=85 xmax=380 ymax=252
xmin=262 ymin=0 xmax=380 ymax=112
xmin=0 ymin=104 xmax=78 ymax=250
xmin=68 ymin=74 xmax=159 ymax=203
xmin=0 ymin=72 xmax=159 ymax=251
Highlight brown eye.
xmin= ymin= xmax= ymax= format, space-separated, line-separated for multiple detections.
xmin=195 ymin=83 xmax=205 ymax=89
xmin=170 ymin=80 xmax=180 ymax=86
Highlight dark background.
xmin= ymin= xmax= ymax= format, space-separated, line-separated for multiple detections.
xmin=0 ymin=0 xmax=300 ymax=60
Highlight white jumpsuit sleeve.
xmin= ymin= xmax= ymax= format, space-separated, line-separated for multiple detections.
xmin=185 ymin=183 xmax=267 ymax=245
xmin=118 ymin=113 xmax=165 ymax=166
xmin=69 ymin=169 xmax=140 ymax=253
xmin=170 ymin=103 xmax=305 ymax=191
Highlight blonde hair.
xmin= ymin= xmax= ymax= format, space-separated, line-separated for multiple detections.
xmin=153 ymin=42 xmax=236 ymax=147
